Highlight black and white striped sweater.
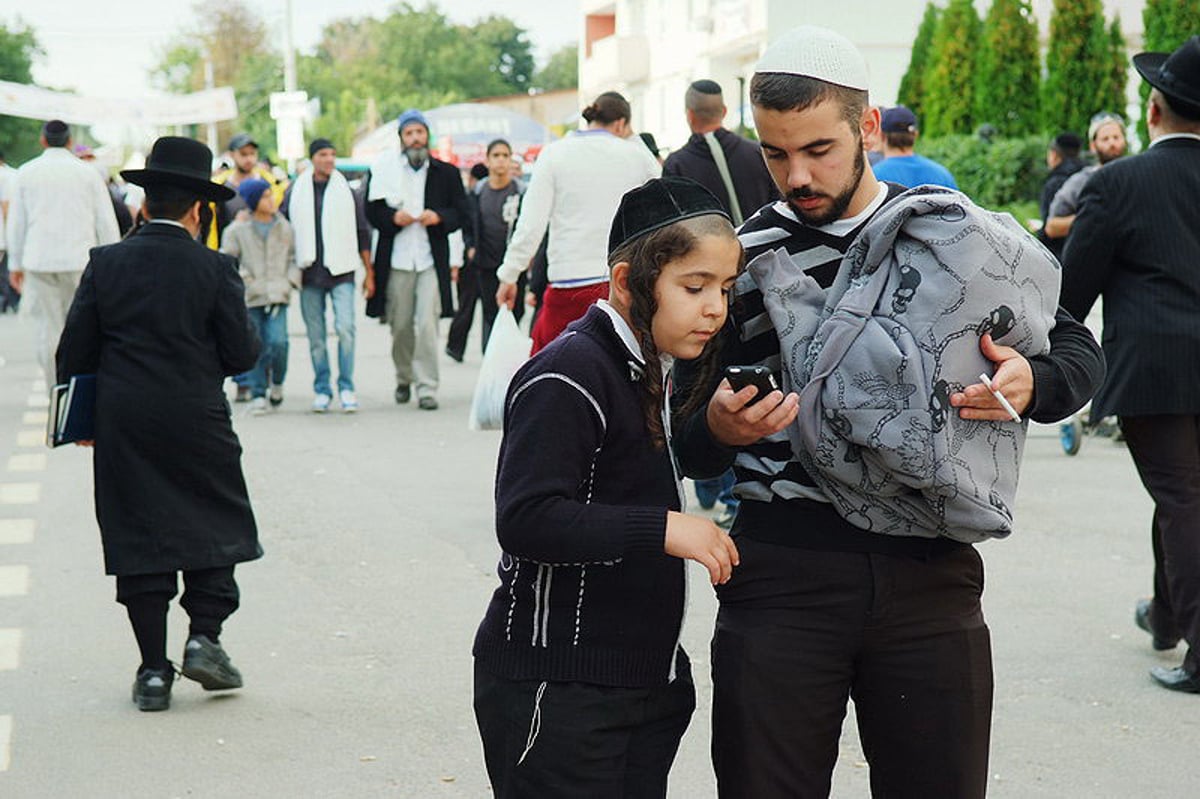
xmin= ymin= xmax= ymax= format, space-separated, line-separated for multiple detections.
xmin=673 ymin=185 xmax=1105 ymax=555
xmin=474 ymin=303 xmax=688 ymax=688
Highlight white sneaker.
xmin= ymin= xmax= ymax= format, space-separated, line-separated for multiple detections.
xmin=339 ymin=390 xmax=359 ymax=413
xmin=249 ymin=397 xmax=268 ymax=416
xmin=312 ymin=394 xmax=332 ymax=413
xmin=268 ymin=384 xmax=284 ymax=407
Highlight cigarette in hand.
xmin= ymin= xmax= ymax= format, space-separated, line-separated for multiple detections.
xmin=978 ymin=373 xmax=1022 ymax=423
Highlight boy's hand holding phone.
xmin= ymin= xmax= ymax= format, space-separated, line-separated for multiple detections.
xmin=707 ymin=366 xmax=800 ymax=447
xmin=665 ymin=511 xmax=740 ymax=585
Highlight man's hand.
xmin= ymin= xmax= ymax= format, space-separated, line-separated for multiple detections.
xmin=664 ymin=511 xmax=740 ymax=585
xmin=9 ymin=269 xmax=23 ymax=293
xmin=393 ymin=209 xmax=416 ymax=227
xmin=706 ymin=379 xmax=800 ymax=447
xmin=450 ymin=266 xmax=460 ymax=284
xmin=363 ymin=270 xmax=376 ymax=300
xmin=496 ymin=281 xmax=518 ymax=309
xmin=417 ymin=209 xmax=441 ymax=227
xmin=74 ymin=440 xmax=94 ymax=448
xmin=950 ymin=334 xmax=1034 ymax=420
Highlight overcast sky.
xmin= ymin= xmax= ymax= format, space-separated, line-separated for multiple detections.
xmin=11 ymin=0 xmax=580 ymax=98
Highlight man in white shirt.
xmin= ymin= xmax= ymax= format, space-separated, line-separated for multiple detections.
xmin=365 ymin=110 xmax=467 ymax=411
xmin=6 ymin=120 xmax=120 ymax=387
xmin=495 ymin=92 xmax=660 ymax=354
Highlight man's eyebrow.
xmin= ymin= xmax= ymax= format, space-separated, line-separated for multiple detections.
xmin=760 ymin=137 xmax=838 ymax=153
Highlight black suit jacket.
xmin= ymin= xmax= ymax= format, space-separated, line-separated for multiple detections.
xmin=365 ymin=157 xmax=467 ymax=319
xmin=56 ymin=222 xmax=262 ymax=575
xmin=1061 ymin=136 xmax=1200 ymax=418
xmin=663 ymin=128 xmax=779 ymax=223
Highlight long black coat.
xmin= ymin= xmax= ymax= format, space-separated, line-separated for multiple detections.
xmin=56 ymin=222 xmax=263 ymax=576
xmin=1061 ymin=136 xmax=1200 ymax=419
xmin=364 ymin=157 xmax=466 ymax=320
xmin=662 ymin=128 xmax=779 ymax=223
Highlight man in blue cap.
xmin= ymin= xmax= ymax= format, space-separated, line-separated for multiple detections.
xmin=871 ymin=105 xmax=958 ymax=189
xmin=365 ymin=109 xmax=467 ymax=411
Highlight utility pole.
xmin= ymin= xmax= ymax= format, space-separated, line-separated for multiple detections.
xmin=205 ymin=54 xmax=218 ymax=152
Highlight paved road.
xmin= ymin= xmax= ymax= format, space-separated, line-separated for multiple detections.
xmin=0 ymin=304 xmax=1195 ymax=798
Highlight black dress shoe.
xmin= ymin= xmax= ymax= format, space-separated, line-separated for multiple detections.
xmin=1150 ymin=666 xmax=1200 ymax=694
xmin=132 ymin=665 xmax=174 ymax=711
xmin=445 ymin=346 xmax=464 ymax=363
xmin=394 ymin=384 xmax=411 ymax=404
xmin=1135 ymin=599 xmax=1180 ymax=650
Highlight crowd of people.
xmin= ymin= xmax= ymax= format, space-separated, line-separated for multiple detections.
xmin=3 ymin=22 xmax=1200 ymax=799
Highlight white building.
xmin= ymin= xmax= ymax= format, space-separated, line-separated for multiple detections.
xmin=579 ymin=1 xmax=1147 ymax=153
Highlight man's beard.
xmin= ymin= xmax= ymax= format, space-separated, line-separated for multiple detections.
xmin=787 ymin=145 xmax=865 ymax=226
xmin=404 ymin=146 xmax=429 ymax=169
xmin=1097 ymin=149 xmax=1124 ymax=165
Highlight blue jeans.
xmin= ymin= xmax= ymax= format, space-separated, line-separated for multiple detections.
xmin=245 ymin=304 xmax=289 ymax=397
xmin=300 ymin=282 xmax=355 ymax=396
xmin=695 ymin=469 xmax=738 ymax=511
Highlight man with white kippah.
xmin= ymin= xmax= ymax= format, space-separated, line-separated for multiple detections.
xmin=672 ymin=25 xmax=1105 ymax=797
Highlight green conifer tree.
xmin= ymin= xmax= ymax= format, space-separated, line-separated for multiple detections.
xmin=923 ymin=0 xmax=980 ymax=137
xmin=1098 ymin=16 xmax=1128 ymax=118
xmin=897 ymin=2 xmax=940 ymax=123
xmin=1138 ymin=0 xmax=1200 ymax=145
xmin=1041 ymin=0 xmax=1111 ymax=137
xmin=975 ymin=0 xmax=1041 ymax=136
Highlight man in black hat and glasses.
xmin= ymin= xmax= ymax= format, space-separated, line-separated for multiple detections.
xmin=1062 ymin=36 xmax=1200 ymax=694
xmin=56 ymin=136 xmax=263 ymax=711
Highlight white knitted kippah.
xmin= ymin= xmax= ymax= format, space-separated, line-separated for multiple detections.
xmin=754 ymin=26 xmax=869 ymax=91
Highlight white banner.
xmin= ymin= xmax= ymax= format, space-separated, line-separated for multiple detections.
xmin=0 ymin=81 xmax=239 ymax=127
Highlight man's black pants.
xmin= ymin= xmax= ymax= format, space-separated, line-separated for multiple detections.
xmin=474 ymin=658 xmax=695 ymax=798
xmin=116 ymin=566 xmax=240 ymax=669
xmin=1120 ymin=414 xmax=1200 ymax=675
xmin=711 ymin=537 xmax=993 ymax=799
xmin=447 ymin=266 xmax=526 ymax=358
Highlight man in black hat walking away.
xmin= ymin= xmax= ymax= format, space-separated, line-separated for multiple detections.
xmin=56 ymin=136 xmax=263 ymax=711
xmin=1062 ymin=36 xmax=1200 ymax=695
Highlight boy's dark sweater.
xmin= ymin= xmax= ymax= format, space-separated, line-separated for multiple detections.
xmin=474 ymin=304 xmax=688 ymax=688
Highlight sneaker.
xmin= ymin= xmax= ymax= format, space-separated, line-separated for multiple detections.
xmin=132 ymin=665 xmax=174 ymax=711
xmin=268 ymin=384 xmax=284 ymax=407
xmin=235 ymin=385 xmax=251 ymax=403
xmin=181 ymin=635 xmax=243 ymax=691
xmin=394 ymin=384 xmax=411 ymax=404
xmin=312 ymin=394 xmax=332 ymax=413
xmin=249 ymin=397 xmax=268 ymax=416
xmin=340 ymin=389 xmax=359 ymax=413
xmin=418 ymin=396 xmax=439 ymax=411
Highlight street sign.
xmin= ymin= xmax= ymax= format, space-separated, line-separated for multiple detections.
xmin=269 ymin=91 xmax=309 ymax=121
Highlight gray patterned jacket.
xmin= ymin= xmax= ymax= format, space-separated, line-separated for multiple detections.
xmin=749 ymin=187 xmax=1060 ymax=542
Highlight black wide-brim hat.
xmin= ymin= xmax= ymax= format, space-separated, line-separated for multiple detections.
xmin=121 ymin=136 xmax=235 ymax=202
xmin=1134 ymin=36 xmax=1200 ymax=111
xmin=608 ymin=177 xmax=731 ymax=255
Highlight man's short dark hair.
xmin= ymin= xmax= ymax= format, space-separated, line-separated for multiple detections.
xmin=486 ymin=138 xmax=511 ymax=155
xmin=686 ymin=80 xmax=726 ymax=125
xmin=42 ymin=119 xmax=70 ymax=148
xmin=749 ymin=73 xmax=867 ymax=131
xmin=144 ymin=184 xmax=201 ymax=220
xmin=885 ymin=131 xmax=916 ymax=150
xmin=1050 ymin=132 xmax=1083 ymax=158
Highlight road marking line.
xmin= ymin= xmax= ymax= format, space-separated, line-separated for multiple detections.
xmin=0 ymin=520 xmax=35 ymax=545
xmin=0 ymin=566 xmax=30 ymax=597
xmin=22 ymin=411 xmax=48 ymax=426
xmin=15 ymin=430 xmax=43 ymax=448
xmin=0 ymin=629 xmax=20 ymax=670
xmin=25 ymin=394 xmax=47 ymax=409
xmin=6 ymin=454 xmax=47 ymax=473
xmin=0 ymin=484 xmax=40 ymax=505
xmin=0 ymin=714 xmax=11 ymax=772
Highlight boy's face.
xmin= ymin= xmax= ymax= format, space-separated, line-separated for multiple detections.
xmin=486 ymin=146 xmax=512 ymax=178
xmin=754 ymin=98 xmax=873 ymax=226
xmin=652 ymin=233 xmax=741 ymax=360
xmin=256 ymin=192 xmax=275 ymax=215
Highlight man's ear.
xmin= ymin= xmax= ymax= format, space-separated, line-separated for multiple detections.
xmin=860 ymin=106 xmax=881 ymax=152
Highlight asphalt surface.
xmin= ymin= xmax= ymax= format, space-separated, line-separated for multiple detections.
xmin=0 ymin=302 xmax=1196 ymax=798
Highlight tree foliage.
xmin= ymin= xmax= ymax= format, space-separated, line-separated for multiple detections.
xmin=897 ymin=2 xmax=939 ymax=123
xmin=1138 ymin=0 xmax=1200 ymax=145
xmin=150 ymin=0 xmax=281 ymax=156
xmin=534 ymin=44 xmax=578 ymax=92
xmin=923 ymin=0 xmax=980 ymax=137
xmin=1041 ymin=0 xmax=1110 ymax=137
xmin=296 ymin=3 xmax=538 ymax=152
xmin=975 ymin=0 xmax=1040 ymax=137
xmin=0 ymin=20 xmax=45 ymax=164
xmin=1098 ymin=16 xmax=1128 ymax=118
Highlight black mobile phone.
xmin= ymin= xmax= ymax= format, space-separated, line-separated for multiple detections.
xmin=724 ymin=365 xmax=780 ymax=406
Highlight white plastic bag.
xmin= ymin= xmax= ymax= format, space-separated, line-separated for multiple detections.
xmin=468 ymin=308 xmax=531 ymax=430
